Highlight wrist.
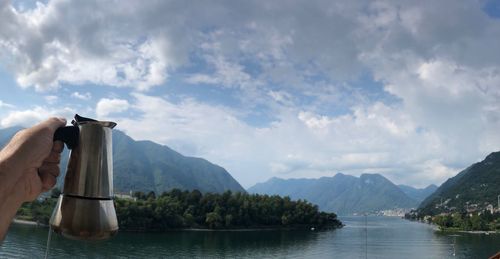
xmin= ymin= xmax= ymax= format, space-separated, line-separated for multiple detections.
xmin=0 ymin=153 xmax=23 ymax=203
xmin=0 ymin=180 xmax=25 ymax=241
xmin=0 ymin=160 xmax=12 ymax=196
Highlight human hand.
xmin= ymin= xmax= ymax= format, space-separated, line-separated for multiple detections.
xmin=0 ymin=117 xmax=67 ymax=202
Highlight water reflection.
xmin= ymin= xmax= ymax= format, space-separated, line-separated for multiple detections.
xmin=2 ymin=217 xmax=499 ymax=259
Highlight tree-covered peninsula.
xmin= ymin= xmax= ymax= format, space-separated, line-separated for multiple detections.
xmin=16 ymin=189 xmax=343 ymax=231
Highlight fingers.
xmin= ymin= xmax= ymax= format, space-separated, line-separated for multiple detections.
xmin=44 ymin=149 xmax=62 ymax=163
xmin=44 ymin=141 xmax=64 ymax=163
xmin=39 ymin=117 xmax=67 ymax=132
xmin=39 ymin=172 xmax=57 ymax=192
xmin=39 ymin=162 xmax=60 ymax=178
xmin=39 ymin=163 xmax=60 ymax=191
xmin=52 ymin=140 xmax=64 ymax=153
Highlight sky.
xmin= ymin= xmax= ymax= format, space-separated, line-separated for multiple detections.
xmin=1 ymin=0 xmax=500 ymax=188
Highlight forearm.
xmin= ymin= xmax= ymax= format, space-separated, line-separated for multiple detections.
xmin=0 ymin=185 xmax=23 ymax=241
xmin=0 ymin=153 xmax=22 ymax=206
xmin=0 ymin=154 xmax=24 ymax=241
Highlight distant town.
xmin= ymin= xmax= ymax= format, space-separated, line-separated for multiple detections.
xmin=405 ymin=195 xmax=500 ymax=232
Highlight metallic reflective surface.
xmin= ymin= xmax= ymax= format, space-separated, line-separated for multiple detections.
xmin=78 ymin=120 xmax=117 ymax=129
xmin=50 ymin=116 xmax=118 ymax=240
xmin=63 ymin=122 xmax=114 ymax=198
xmin=50 ymin=195 xmax=118 ymax=240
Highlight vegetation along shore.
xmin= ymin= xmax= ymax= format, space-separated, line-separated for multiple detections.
xmin=15 ymin=189 xmax=343 ymax=232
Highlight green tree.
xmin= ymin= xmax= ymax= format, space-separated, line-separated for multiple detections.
xmin=470 ymin=214 xmax=487 ymax=231
xmin=19 ymin=189 xmax=343 ymax=231
xmin=225 ymin=214 xmax=233 ymax=227
xmin=206 ymin=209 xmax=222 ymax=229
xmin=147 ymin=191 xmax=156 ymax=200
xmin=132 ymin=191 xmax=147 ymax=200
xmin=433 ymin=215 xmax=452 ymax=229
xmin=451 ymin=213 xmax=463 ymax=228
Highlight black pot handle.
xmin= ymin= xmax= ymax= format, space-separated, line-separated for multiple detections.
xmin=54 ymin=126 xmax=79 ymax=149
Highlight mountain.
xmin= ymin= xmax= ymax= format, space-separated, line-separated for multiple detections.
xmin=418 ymin=151 xmax=500 ymax=215
xmin=398 ymin=184 xmax=438 ymax=203
xmin=0 ymin=126 xmax=22 ymax=148
xmin=110 ymin=131 xmax=245 ymax=193
xmin=0 ymin=127 xmax=245 ymax=194
xmin=248 ymin=173 xmax=418 ymax=215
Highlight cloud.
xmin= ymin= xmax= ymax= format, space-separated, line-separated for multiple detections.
xmin=0 ymin=2 xmax=179 ymax=91
xmin=44 ymin=95 xmax=58 ymax=104
xmin=0 ymin=106 xmax=75 ymax=128
xmin=268 ymin=90 xmax=294 ymax=106
xmin=2 ymin=93 xmax=458 ymax=188
xmin=185 ymin=47 xmax=253 ymax=89
xmin=0 ymin=100 xmax=15 ymax=108
xmin=0 ymin=0 xmax=372 ymax=92
xmin=363 ymin=54 xmax=500 ymax=167
xmin=1 ymin=1 xmax=499 ymax=93
xmin=184 ymin=74 xmax=219 ymax=85
xmin=96 ymin=98 xmax=130 ymax=118
xmin=106 ymin=94 xmax=464 ymax=188
xmin=1 ymin=0 xmax=500 ymax=188
xmin=70 ymin=91 xmax=91 ymax=100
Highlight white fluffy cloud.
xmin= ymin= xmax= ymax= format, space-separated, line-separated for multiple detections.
xmin=70 ymin=91 xmax=91 ymax=101
xmin=0 ymin=106 xmax=75 ymax=128
xmin=0 ymin=100 xmax=15 ymax=109
xmin=2 ymin=0 xmax=499 ymax=92
xmin=96 ymin=98 xmax=130 ymax=118
xmin=0 ymin=0 xmax=380 ymax=92
xmin=0 ymin=1 xmax=179 ymax=91
xmin=1 ymin=0 xmax=500 ymax=187
xmin=109 ymin=94 xmax=460 ymax=187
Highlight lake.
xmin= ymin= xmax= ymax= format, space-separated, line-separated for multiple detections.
xmin=1 ymin=216 xmax=499 ymax=258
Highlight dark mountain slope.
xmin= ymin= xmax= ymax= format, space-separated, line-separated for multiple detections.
xmin=249 ymin=173 xmax=418 ymax=215
xmin=0 ymin=127 xmax=245 ymax=194
xmin=419 ymin=151 xmax=500 ymax=215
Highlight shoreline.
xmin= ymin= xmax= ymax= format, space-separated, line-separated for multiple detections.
xmin=434 ymin=225 xmax=499 ymax=235
xmin=457 ymin=230 xmax=499 ymax=235
xmin=405 ymin=218 xmax=499 ymax=235
xmin=11 ymin=218 xmax=341 ymax=232
xmin=118 ymin=225 xmax=342 ymax=233
xmin=439 ymin=229 xmax=500 ymax=235
xmin=12 ymin=219 xmax=47 ymax=227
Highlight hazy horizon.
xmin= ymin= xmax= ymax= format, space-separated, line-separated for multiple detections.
xmin=1 ymin=0 xmax=500 ymax=188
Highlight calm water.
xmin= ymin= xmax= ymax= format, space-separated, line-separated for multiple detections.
xmin=1 ymin=216 xmax=499 ymax=258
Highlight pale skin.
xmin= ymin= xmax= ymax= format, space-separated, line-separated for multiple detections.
xmin=0 ymin=117 xmax=66 ymax=241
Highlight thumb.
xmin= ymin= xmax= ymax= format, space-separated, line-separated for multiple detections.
xmin=39 ymin=117 xmax=67 ymax=132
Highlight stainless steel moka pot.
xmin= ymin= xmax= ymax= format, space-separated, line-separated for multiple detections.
xmin=49 ymin=114 xmax=118 ymax=240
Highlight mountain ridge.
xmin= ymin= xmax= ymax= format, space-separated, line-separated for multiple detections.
xmin=418 ymin=151 xmax=500 ymax=215
xmin=0 ymin=127 xmax=245 ymax=194
xmin=398 ymin=184 xmax=438 ymax=203
xmin=248 ymin=173 xmax=419 ymax=215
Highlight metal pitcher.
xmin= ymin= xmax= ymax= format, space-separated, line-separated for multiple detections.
xmin=49 ymin=114 xmax=118 ymax=240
